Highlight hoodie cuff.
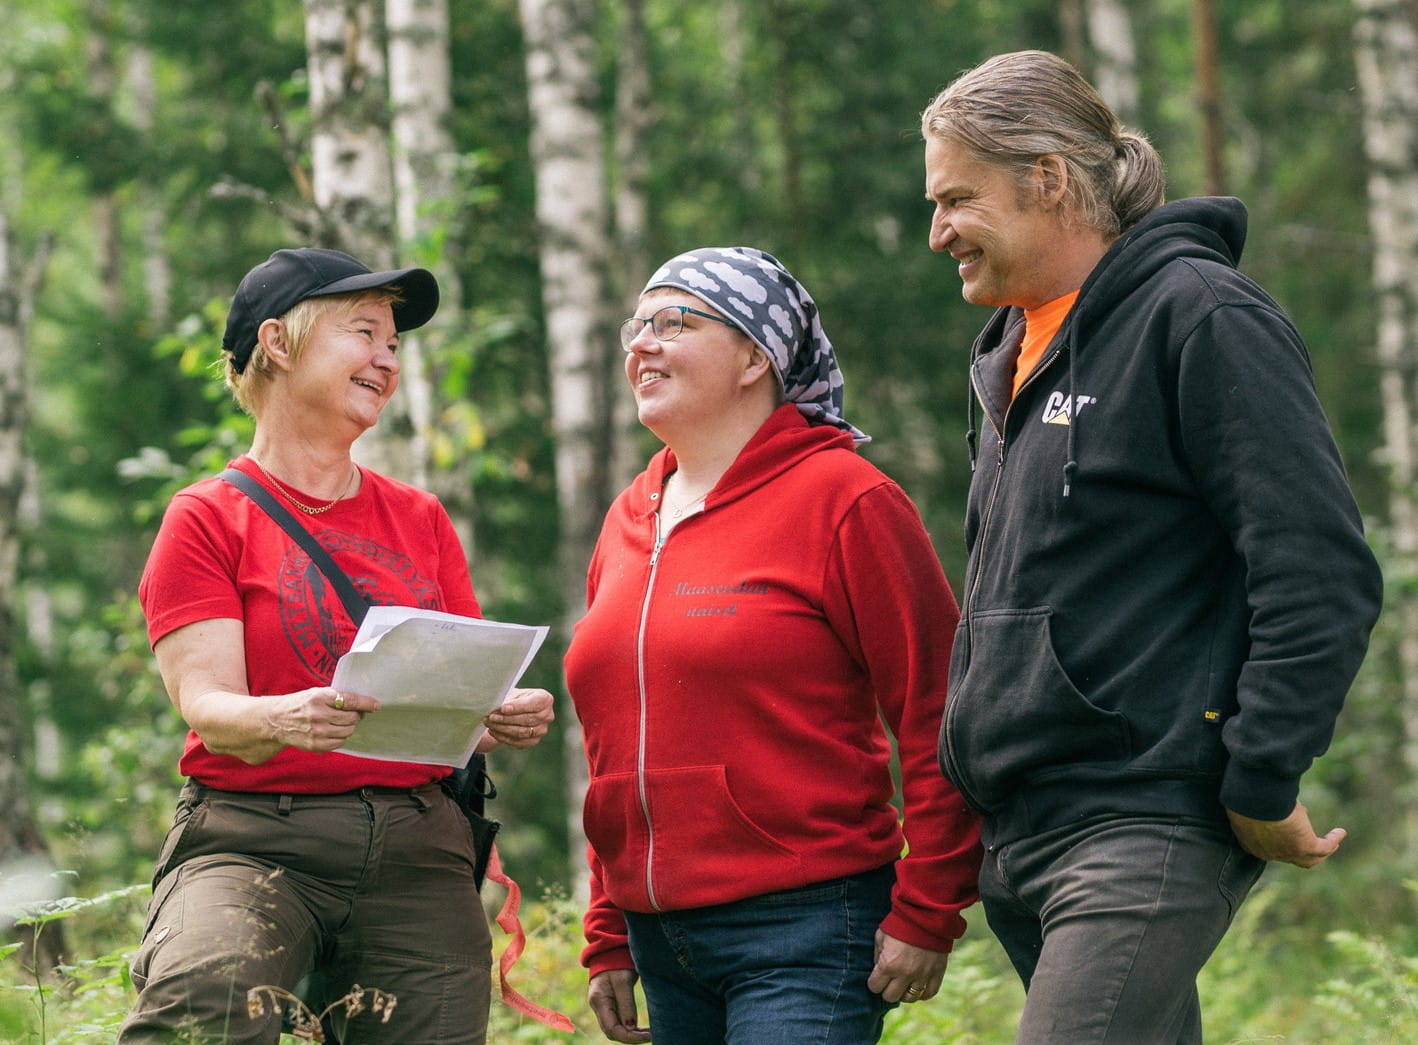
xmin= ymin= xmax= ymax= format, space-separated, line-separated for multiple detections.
xmin=586 ymin=945 xmax=636 ymax=980
xmin=1219 ymin=761 xmax=1300 ymax=821
xmin=878 ymin=908 xmax=960 ymax=956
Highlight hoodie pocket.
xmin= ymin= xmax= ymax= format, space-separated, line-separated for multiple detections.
xmin=942 ymin=607 xmax=1131 ymax=811
xmin=584 ymin=765 xmax=803 ymax=912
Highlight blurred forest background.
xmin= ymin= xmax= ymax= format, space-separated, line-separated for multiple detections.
xmin=3 ymin=0 xmax=1418 ymax=1040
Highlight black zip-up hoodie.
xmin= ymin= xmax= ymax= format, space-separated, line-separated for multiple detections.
xmin=939 ymin=196 xmax=1383 ymax=847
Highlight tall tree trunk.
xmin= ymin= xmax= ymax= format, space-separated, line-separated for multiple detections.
xmin=766 ymin=1 xmax=804 ymax=248
xmin=517 ymin=0 xmax=619 ymax=901
xmin=1192 ymin=0 xmax=1226 ymax=195
xmin=0 ymin=189 xmax=62 ymax=976
xmin=386 ymin=0 xmax=469 ymax=531
xmin=1086 ymin=0 xmax=1140 ymax=126
xmin=87 ymin=0 xmax=123 ymax=319
xmin=1058 ymin=0 xmax=1088 ymax=74
xmin=304 ymin=0 xmax=422 ymax=483
xmin=720 ymin=0 xmax=762 ymax=197
xmin=127 ymin=44 xmax=172 ymax=327
xmin=1354 ymin=0 xmax=1418 ymax=860
xmin=611 ymin=0 xmax=651 ymax=490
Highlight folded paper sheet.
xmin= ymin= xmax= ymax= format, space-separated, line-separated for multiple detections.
xmin=331 ymin=606 xmax=548 ymax=766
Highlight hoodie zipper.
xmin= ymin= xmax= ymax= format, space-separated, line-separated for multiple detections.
xmin=633 ymin=514 xmax=668 ymax=911
xmin=945 ymin=348 xmax=1063 ymax=808
xmin=961 ymin=348 xmax=1061 ymax=641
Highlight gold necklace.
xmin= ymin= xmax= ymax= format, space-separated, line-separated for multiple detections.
xmin=249 ymin=457 xmax=357 ymax=516
xmin=662 ymin=472 xmax=712 ymax=519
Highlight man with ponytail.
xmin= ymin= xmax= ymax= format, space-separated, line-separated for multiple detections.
xmin=922 ymin=50 xmax=1382 ymax=1044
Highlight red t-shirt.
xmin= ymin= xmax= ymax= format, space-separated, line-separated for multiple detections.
xmin=139 ymin=456 xmax=480 ymax=792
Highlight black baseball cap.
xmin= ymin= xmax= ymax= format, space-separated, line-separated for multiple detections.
xmin=222 ymin=247 xmax=440 ymax=372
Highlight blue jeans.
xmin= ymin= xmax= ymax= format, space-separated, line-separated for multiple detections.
xmin=624 ymin=864 xmax=896 ymax=1045
xmin=980 ymin=817 xmax=1265 ymax=1044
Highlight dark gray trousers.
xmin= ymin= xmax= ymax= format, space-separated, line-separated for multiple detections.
xmin=980 ymin=817 xmax=1265 ymax=1044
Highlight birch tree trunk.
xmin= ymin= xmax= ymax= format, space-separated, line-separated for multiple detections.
xmin=721 ymin=0 xmax=762 ymax=197
xmin=611 ymin=0 xmax=652 ymax=490
xmin=386 ymin=0 xmax=464 ymax=518
xmin=518 ymin=0 xmax=620 ymax=901
xmin=87 ymin=0 xmax=123 ymax=319
xmin=1354 ymin=0 xmax=1418 ymax=859
xmin=1058 ymin=0 xmax=1087 ymax=73
xmin=128 ymin=44 xmax=172 ymax=326
xmin=766 ymin=2 xmax=804 ymax=247
xmin=304 ymin=0 xmax=423 ymax=483
xmin=0 ymin=188 xmax=62 ymax=975
xmin=1086 ymin=0 xmax=1139 ymax=127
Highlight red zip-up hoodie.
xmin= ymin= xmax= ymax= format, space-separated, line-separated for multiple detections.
xmin=566 ymin=406 xmax=982 ymax=977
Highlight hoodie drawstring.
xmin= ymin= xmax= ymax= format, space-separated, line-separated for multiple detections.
xmin=966 ymin=377 xmax=979 ymax=472
xmin=1061 ymin=326 xmax=1078 ymax=498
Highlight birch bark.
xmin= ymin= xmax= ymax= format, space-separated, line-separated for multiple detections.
xmin=304 ymin=0 xmax=423 ymax=482
xmin=518 ymin=0 xmax=620 ymax=899
xmin=611 ymin=0 xmax=652 ymax=490
xmin=1354 ymin=0 xmax=1418 ymax=855
xmin=0 ymin=186 xmax=61 ymax=976
xmin=1087 ymin=0 xmax=1139 ymax=127
xmin=387 ymin=0 xmax=463 ymax=510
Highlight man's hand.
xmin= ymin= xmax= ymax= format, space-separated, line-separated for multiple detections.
xmin=866 ymin=930 xmax=949 ymax=1004
xmin=1226 ymin=801 xmax=1345 ymax=868
xmin=588 ymin=969 xmax=651 ymax=1043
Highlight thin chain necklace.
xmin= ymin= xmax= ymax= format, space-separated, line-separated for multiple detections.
xmin=249 ymin=456 xmax=357 ymax=516
xmin=662 ymin=471 xmax=713 ymax=519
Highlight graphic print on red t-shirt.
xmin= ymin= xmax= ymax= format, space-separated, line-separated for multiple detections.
xmin=279 ymin=530 xmax=442 ymax=681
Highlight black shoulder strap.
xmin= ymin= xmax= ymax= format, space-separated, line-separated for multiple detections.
xmin=219 ymin=466 xmax=370 ymax=628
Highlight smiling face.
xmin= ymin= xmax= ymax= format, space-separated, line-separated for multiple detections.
xmin=274 ymin=293 xmax=401 ymax=434
xmin=623 ymin=288 xmax=768 ymax=443
xmin=925 ymin=135 xmax=1073 ymax=311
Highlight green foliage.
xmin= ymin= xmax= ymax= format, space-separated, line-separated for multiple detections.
xmin=1315 ymin=927 xmax=1418 ymax=1041
xmin=6 ymin=881 xmax=1418 ymax=1043
xmin=1 ymin=884 xmax=149 ymax=1043
xmin=6 ymin=1 xmax=1415 ymax=1025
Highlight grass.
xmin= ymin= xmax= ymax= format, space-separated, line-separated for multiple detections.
xmin=4 ymin=878 xmax=1417 ymax=1043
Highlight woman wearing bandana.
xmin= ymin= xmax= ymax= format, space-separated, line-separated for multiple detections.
xmin=564 ymin=247 xmax=983 ymax=1044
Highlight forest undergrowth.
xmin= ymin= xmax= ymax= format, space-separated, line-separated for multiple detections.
xmin=3 ymin=876 xmax=1416 ymax=1043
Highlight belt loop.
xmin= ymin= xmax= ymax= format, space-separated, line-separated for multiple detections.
xmin=410 ymin=789 xmax=429 ymax=813
xmin=278 ymin=794 xmax=294 ymax=817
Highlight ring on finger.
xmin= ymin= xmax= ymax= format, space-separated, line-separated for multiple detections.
xmin=905 ymin=985 xmax=924 ymax=999
xmin=333 ymin=693 xmax=345 ymax=711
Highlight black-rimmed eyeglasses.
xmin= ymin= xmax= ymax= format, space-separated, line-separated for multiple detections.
xmin=619 ymin=305 xmax=739 ymax=351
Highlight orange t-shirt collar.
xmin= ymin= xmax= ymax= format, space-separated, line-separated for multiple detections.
xmin=1013 ymin=290 xmax=1080 ymax=399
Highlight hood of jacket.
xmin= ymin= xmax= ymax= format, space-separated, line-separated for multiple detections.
xmin=974 ymin=196 xmax=1247 ymax=367
xmin=625 ymin=404 xmax=857 ymax=518
xmin=966 ymin=196 xmax=1250 ymax=489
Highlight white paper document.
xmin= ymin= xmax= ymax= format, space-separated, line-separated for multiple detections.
xmin=331 ymin=606 xmax=549 ymax=766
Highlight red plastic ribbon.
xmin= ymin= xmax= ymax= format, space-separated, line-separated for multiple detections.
xmin=485 ymin=843 xmax=577 ymax=1032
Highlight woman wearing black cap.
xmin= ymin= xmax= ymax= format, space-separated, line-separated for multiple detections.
xmin=117 ymin=248 xmax=554 ymax=1044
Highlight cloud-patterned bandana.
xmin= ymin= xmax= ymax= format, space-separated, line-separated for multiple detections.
xmin=641 ymin=246 xmax=870 ymax=444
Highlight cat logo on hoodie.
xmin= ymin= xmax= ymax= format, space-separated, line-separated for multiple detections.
xmin=1042 ymin=391 xmax=1098 ymax=426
